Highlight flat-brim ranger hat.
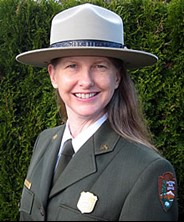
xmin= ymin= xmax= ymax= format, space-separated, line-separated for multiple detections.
xmin=16 ymin=3 xmax=158 ymax=69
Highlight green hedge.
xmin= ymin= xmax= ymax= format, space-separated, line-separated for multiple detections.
xmin=0 ymin=0 xmax=183 ymax=220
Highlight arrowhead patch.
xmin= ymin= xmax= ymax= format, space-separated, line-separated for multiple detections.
xmin=158 ymin=172 xmax=176 ymax=211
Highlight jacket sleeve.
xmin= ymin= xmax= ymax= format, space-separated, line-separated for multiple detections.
xmin=118 ymin=158 xmax=178 ymax=221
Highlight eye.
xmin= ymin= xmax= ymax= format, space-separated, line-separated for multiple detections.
xmin=66 ymin=64 xmax=77 ymax=69
xmin=97 ymin=64 xmax=105 ymax=68
xmin=94 ymin=64 xmax=108 ymax=72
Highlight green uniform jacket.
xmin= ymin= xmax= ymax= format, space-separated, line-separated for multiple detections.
xmin=19 ymin=120 xmax=178 ymax=221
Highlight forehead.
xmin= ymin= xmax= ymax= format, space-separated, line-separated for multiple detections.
xmin=59 ymin=56 xmax=111 ymax=63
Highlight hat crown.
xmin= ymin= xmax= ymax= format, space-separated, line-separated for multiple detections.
xmin=50 ymin=3 xmax=124 ymax=45
xmin=16 ymin=3 xmax=158 ymax=69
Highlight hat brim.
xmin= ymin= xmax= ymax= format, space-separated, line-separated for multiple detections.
xmin=16 ymin=47 xmax=158 ymax=69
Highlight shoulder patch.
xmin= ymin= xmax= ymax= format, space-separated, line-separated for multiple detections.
xmin=158 ymin=172 xmax=176 ymax=211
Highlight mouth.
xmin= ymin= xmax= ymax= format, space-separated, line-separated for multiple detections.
xmin=74 ymin=92 xmax=99 ymax=99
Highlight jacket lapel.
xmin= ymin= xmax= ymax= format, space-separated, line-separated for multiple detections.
xmin=49 ymin=135 xmax=96 ymax=198
xmin=39 ymin=125 xmax=65 ymax=207
xmin=49 ymin=120 xmax=120 ymax=198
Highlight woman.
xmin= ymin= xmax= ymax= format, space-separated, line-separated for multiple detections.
xmin=16 ymin=3 xmax=178 ymax=221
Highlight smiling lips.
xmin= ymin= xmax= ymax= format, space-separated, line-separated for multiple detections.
xmin=74 ymin=92 xmax=98 ymax=99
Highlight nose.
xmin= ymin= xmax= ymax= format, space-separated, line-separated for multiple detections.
xmin=78 ymin=68 xmax=94 ymax=88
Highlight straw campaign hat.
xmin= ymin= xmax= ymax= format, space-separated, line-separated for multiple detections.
xmin=16 ymin=3 xmax=158 ymax=69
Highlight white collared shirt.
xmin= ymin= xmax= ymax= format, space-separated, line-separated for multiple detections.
xmin=58 ymin=113 xmax=107 ymax=157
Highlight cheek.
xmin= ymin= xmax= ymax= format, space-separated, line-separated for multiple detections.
xmin=55 ymin=74 xmax=68 ymax=88
xmin=105 ymin=75 xmax=120 ymax=91
xmin=98 ymin=70 xmax=120 ymax=88
xmin=57 ymin=77 xmax=75 ymax=97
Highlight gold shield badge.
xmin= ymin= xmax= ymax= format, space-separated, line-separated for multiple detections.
xmin=77 ymin=191 xmax=98 ymax=214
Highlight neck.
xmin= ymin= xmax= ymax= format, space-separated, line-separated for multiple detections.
xmin=67 ymin=113 xmax=105 ymax=138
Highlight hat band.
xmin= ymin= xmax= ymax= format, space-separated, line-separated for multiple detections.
xmin=50 ymin=39 xmax=124 ymax=48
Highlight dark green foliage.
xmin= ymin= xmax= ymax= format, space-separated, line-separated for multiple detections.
xmin=0 ymin=0 xmax=183 ymax=220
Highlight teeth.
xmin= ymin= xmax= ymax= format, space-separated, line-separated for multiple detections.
xmin=75 ymin=93 xmax=96 ymax=99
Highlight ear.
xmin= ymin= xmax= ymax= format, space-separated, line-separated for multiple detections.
xmin=114 ymin=71 xmax=121 ymax=89
xmin=48 ymin=64 xmax=58 ymax=89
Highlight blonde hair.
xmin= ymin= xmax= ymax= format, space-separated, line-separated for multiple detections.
xmin=107 ymin=58 xmax=157 ymax=151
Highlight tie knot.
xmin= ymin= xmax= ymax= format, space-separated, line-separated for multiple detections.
xmin=62 ymin=139 xmax=74 ymax=157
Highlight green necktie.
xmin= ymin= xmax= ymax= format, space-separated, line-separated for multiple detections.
xmin=53 ymin=139 xmax=74 ymax=183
